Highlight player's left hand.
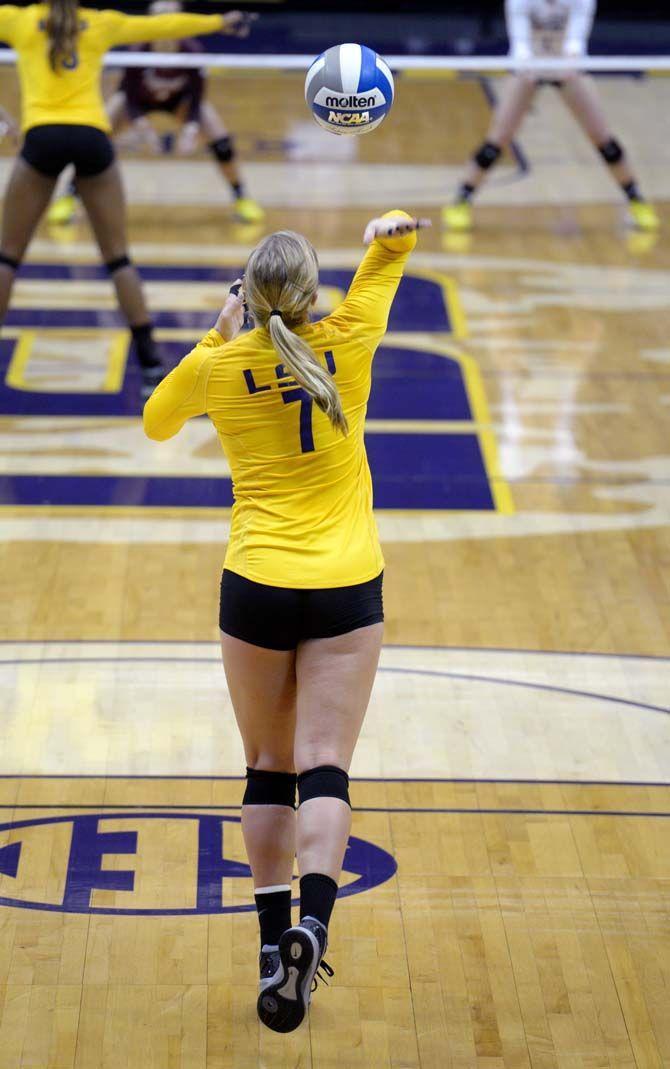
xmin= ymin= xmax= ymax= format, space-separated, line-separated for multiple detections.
xmin=176 ymin=122 xmax=200 ymax=157
xmin=363 ymin=215 xmax=432 ymax=245
xmin=215 ymin=280 xmax=246 ymax=341
xmin=222 ymin=11 xmax=258 ymax=38
xmin=0 ymin=108 xmax=19 ymax=146
xmin=563 ymin=40 xmax=585 ymax=58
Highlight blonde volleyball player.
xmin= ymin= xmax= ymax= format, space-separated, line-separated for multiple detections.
xmin=0 ymin=0 xmax=243 ymax=393
xmin=443 ymin=0 xmax=659 ymax=231
xmin=144 ymin=211 xmax=430 ymax=1032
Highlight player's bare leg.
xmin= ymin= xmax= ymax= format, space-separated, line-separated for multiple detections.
xmin=199 ymin=99 xmax=264 ymax=223
xmin=220 ymin=634 xmax=298 ymax=895
xmin=560 ymin=73 xmax=659 ymax=229
xmin=0 ymin=157 xmax=57 ymax=322
xmin=258 ymin=622 xmax=383 ymax=1033
xmin=76 ymin=161 xmax=164 ymax=393
xmin=219 ymin=633 xmax=297 ymax=1004
xmin=443 ymin=73 xmax=537 ymax=229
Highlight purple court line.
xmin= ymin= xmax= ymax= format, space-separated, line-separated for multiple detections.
xmin=1 ymin=656 xmax=667 ymax=718
xmin=0 ymin=804 xmax=666 ymax=818
xmin=0 ymin=776 xmax=667 ymax=787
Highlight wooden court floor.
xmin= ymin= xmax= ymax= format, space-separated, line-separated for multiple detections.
xmin=0 ymin=70 xmax=669 ymax=1067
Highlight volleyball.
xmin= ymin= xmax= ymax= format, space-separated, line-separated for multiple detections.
xmin=304 ymin=43 xmax=394 ymax=136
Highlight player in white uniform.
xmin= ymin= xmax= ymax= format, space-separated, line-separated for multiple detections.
xmin=443 ymin=0 xmax=658 ymax=231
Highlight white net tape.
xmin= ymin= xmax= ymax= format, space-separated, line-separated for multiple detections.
xmin=0 ymin=49 xmax=669 ymax=72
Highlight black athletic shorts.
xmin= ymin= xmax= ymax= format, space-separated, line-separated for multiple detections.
xmin=21 ymin=124 xmax=115 ymax=179
xmin=219 ymin=569 xmax=384 ymax=650
xmin=126 ymin=90 xmax=193 ymax=121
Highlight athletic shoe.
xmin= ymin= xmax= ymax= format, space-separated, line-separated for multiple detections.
xmin=628 ymin=201 xmax=660 ymax=231
xmin=259 ymin=945 xmax=282 ymax=994
xmin=233 ymin=197 xmax=265 ymax=224
xmin=139 ymin=360 xmax=166 ymax=399
xmin=257 ymin=916 xmax=333 ymax=1033
xmin=442 ymin=202 xmax=473 ymax=231
xmin=47 ymin=194 xmax=78 ymax=226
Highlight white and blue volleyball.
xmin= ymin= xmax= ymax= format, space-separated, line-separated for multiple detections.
xmin=305 ymin=43 xmax=394 ymax=136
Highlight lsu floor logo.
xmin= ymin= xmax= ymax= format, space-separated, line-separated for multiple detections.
xmin=0 ymin=812 xmax=397 ymax=915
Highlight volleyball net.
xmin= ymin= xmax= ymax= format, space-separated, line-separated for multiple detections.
xmin=0 ymin=49 xmax=670 ymax=72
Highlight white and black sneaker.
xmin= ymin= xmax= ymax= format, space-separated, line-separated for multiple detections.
xmin=257 ymin=916 xmax=333 ymax=1033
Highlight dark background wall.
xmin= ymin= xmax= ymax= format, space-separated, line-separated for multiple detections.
xmin=2 ymin=2 xmax=669 ymax=55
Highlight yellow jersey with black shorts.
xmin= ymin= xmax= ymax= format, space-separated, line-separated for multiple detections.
xmin=0 ymin=4 xmax=224 ymax=133
xmin=143 ymin=218 xmax=417 ymax=598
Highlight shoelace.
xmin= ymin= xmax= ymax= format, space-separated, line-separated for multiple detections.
xmin=311 ymin=959 xmax=334 ymax=993
xmin=259 ymin=952 xmax=280 ymax=980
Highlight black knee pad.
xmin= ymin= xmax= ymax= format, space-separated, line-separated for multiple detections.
xmin=473 ymin=140 xmax=502 ymax=170
xmin=598 ymin=138 xmax=624 ymax=165
xmin=243 ymin=766 xmax=297 ymax=808
xmin=297 ymin=765 xmax=350 ymax=808
xmin=106 ymin=254 xmax=131 ymax=275
xmin=209 ymin=135 xmax=235 ymax=164
xmin=0 ymin=252 xmax=20 ymax=271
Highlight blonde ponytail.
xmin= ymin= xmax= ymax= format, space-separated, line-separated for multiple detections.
xmin=46 ymin=0 xmax=80 ymax=73
xmin=245 ymin=231 xmax=348 ymax=436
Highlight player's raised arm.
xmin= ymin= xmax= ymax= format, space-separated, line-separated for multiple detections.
xmin=0 ymin=5 xmax=21 ymax=45
xmin=564 ymin=0 xmax=596 ymax=57
xmin=103 ymin=10 xmax=233 ymax=48
xmin=505 ymin=0 xmax=533 ymax=62
xmin=327 ymin=211 xmax=429 ymax=339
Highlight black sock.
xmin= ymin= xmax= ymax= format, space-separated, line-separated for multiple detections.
xmin=131 ymin=323 xmax=161 ymax=369
xmin=231 ymin=181 xmax=245 ymax=199
xmin=300 ymin=873 xmax=338 ymax=929
xmin=622 ymin=180 xmax=642 ymax=203
xmin=254 ymin=886 xmax=292 ymax=947
xmin=457 ymin=182 xmax=475 ymax=204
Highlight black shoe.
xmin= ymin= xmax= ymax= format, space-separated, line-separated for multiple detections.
xmin=257 ymin=917 xmax=333 ymax=1033
xmin=139 ymin=359 xmax=165 ymax=399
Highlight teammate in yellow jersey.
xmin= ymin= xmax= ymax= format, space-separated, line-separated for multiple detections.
xmin=144 ymin=210 xmax=430 ymax=1032
xmin=0 ymin=0 xmax=244 ymax=394
xmin=50 ymin=0 xmax=264 ymax=227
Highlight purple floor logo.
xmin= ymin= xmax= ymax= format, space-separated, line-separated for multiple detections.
xmin=0 ymin=812 xmax=397 ymax=915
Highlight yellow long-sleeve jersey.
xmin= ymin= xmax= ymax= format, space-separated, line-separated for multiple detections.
xmin=144 ymin=219 xmax=418 ymax=589
xmin=0 ymin=4 xmax=223 ymax=133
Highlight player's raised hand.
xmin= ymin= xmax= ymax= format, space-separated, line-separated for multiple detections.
xmin=222 ymin=11 xmax=258 ymax=38
xmin=363 ymin=215 xmax=432 ymax=245
xmin=176 ymin=121 xmax=200 ymax=157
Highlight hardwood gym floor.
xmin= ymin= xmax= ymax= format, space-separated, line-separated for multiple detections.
xmin=0 ymin=69 xmax=668 ymax=1067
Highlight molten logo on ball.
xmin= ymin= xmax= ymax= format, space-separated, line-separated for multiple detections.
xmin=325 ymin=94 xmax=376 ymax=108
xmin=305 ymin=42 xmax=394 ymax=137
